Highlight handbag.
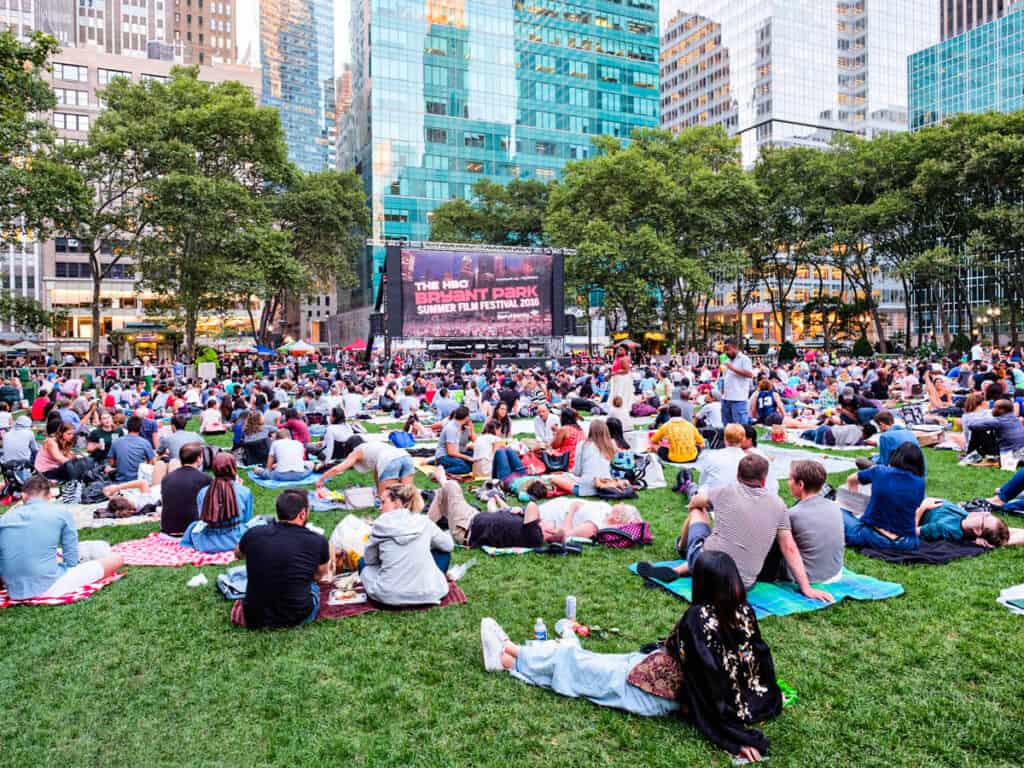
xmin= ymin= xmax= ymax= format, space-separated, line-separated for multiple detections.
xmin=595 ymin=484 xmax=637 ymax=500
xmin=541 ymin=451 xmax=569 ymax=472
xmin=594 ymin=521 xmax=652 ymax=548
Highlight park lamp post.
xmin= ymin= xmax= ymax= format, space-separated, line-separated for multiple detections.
xmin=987 ymin=306 xmax=1002 ymax=349
xmin=587 ymin=286 xmax=605 ymax=357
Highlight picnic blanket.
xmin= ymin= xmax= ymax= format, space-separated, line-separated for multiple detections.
xmin=0 ymin=571 xmax=125 ymax=608
xmin=308 ymin=486 xmax=377 ymax=512
xmin=786 ymin=431 xmax=871 ymax=451
xmin=412 ymin=457 xmax=481 ymax=483
xmin=247 ymin=471 xmax=323 ymax=489
xmin=112 ymin=532 xmax=236 ymax=567
xmin=229 ymin=580 xmax=467 ymax=625
xmin=853 ymin=540 xmax=991 ymax=565
xmin=481 ymin=539 xmax=591 ymax=556
xmin=630 ymin=560 xmax=903 ymax=619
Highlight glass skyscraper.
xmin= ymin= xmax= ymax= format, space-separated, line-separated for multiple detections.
xmin=344 ymin=0 xmax=660 ymax=301
xmin=910 ymin=3 xmax=1024 ymax=130
xmin=261 ymin=0 xmax=335 ymax=171
xmin=660 ymin=1 xmax=939 ymax=167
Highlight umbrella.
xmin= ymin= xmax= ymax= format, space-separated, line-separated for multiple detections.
xmin=288 ymin=340 xmax=315 ymax=355
xmin=344 ymin=337 xmax=367 ymax=352
xmin=254 ymin=345 xmax=275 ymax=355
xmin=12 ymin=340 xmax=43 ymax=352
xmin=617 ymin=340 xmax=640 ymax=349
xmin=231 ymin=345 xmax=256 ymax=353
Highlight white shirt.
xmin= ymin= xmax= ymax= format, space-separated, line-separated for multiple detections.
xmin=699 ymin=401 xmax=723 ymax=429
xmin=538 ymin=498 xmax=612 ymax=530
xmin=342 ymin=392 xmax=364 ymax=417
xmin=533 ymin=414 xmax=559 ymax=444
xmin=971 ymin=344 xmax=984 ymax=362
xmin=695 ymin=446 xmax=746 ymax=494
xmin=722 ymin=352 xmax=752 ymax=401
xmin=270 ymin=439 xmax=307 ymax=472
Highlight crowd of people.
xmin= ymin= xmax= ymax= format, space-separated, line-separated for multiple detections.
xmin=2 ymin=335 xmax=1024 ymax=762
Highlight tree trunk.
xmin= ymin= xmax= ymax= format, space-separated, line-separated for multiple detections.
xmin=184 ymin=304 xmax=198 ymax=358
xmin=90 ymin=253 xmax=102 ymax=365
xmin=1010 ymin=294 xmax=1019 ymax=347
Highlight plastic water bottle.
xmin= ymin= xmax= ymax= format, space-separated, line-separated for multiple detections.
xmin=565 ymin=595 xmax=577 ymax=621
xmin=533 ymin=617 xmax=547 ymax=641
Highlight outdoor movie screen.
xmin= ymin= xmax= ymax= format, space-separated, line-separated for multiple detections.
xmin=394 ymin=247 xmax=558 ymax=339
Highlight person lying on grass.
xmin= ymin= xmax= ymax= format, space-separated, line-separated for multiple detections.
xmin=0 ymin=475 xmax=124 ymax=600
xmin=480 ymin=551 xmax=782 ymax=764
xmin=639 ymin=454 xmax=834 ymax=604
xmin=914 ymin=498 xmax=1020 ymax=548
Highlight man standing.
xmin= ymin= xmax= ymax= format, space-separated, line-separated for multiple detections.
xmin=721 ymin=338 xmax=753 ymax=425
xmin=0 ymin=476 xmax=124 ymax=599
xmin=235 ymin=489 xmax=330 ymax=628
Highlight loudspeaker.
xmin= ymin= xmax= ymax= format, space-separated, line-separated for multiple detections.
xmin=369 ymin=312 xmax=386 ymax=336
xmin=564 ymin=314 xmax=577 ymax=336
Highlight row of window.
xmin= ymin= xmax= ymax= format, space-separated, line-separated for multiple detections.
xmin=422 ymin=127 xmax=607 ymax=157
xmin=514 ymin=0 xmax=655 ymax=35
xmin=521 ymin=25 xmax=657 ymax=63
xmin=54 ymin=261 xmax=132 ymax=279
xmin=53 ymin=112 xmax=90 ymax=132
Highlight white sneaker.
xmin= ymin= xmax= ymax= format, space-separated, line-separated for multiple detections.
xmin=480 ymin=617 xmax=508 ymax=672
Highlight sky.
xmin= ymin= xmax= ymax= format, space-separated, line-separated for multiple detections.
xmin=236 ymin=0 xmax=351 ymax=74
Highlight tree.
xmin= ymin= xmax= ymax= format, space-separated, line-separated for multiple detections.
xmin=247 ymin=170 xmax=369 ymax=344
xmin=430 ymin=178 xmax=550 ymax=245
xmin=0 ymin=31 xmax=89 ymax=243
xmin=0 ymin=294 xmax=65 ymax=335
xmin=134 ymin=69 xmax=294 ymax=355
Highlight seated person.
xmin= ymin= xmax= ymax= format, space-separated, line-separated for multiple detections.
xmin=645 ymin=454 xmax=833 ymax=605
xmin=472 ymin=420 xmax=505 ymax=478
xmin=968 ymin=399 xmax=1024 ymax=454
xmin=692 ymin=424 xmax=746 ymax=494
xmin=480 ymin=552 xmax=783 ymax=765
xmin=915 ymin=498 xmax=1016 ymax=548
xmin=760 ymin=461 xmax=844 ymax=583
xmin=924 ymin=370 xmax=961 ymax=416
xmin=34 ymin=420 xmax=76 ymax=481
xmin=361 ymin=483 xmax=454 ymax=606
xmin=87 ymin=410 xmax=125 ymax=466
xmin=403 ymin=414 xmax=433 ymax=441
xmin=239 ymin=410 xmax=274 ymax=466
xmin=180 ymin=453 xmax=253 ymax=553
xmin=108 ymin=416 xmax=155 ymax=483
xmin=603 ymin=396 xmax=634 ymax=433
xmin=317 ymin=439 xmax=413 ymax=495
xmin=0 ymin=475 xmax=124 ymax=600
xmin=749 ymin=379 xmax=785 ymax=426
xmin=280 ymin=408 xmax=311 ymax=445
xmin=842 ymin=442 xmax=926 ymax=552
xmin=235 ymin=489 xmax=330 ymax=629
xmin=549 ymin=408 xmax=585 ymax=469
xmin=870 ymin=411 xmax=921 ymax=468
xmin=319 ymin=407 xmax=356 ymax=459
xmin=157 ymin=414 xmax=203 ymax=463
xmin=696 ymin=390 xmax=724 ymax=429
xmin=1 ymin=415 xmax=38 ymax=465
xmin=550 ymin=419 xmax=616 ymax=497
xmin=648 ymin=404 xmax=704 ymax=464
xmin=434 ymin=406 xmax=476 ymax=476
xmin=533 ymin=402 xmax=560 ymax=446
xmin=198 ymin=399 xmax=228 ymax=434
xmin=159 ymin=442 xmax=212 ymax=537
xmin=254 ymin=429 xmax=313 ymax=482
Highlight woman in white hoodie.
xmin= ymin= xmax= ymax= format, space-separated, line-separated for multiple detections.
xmin=360 ymin=483 xmax=454 ymax=606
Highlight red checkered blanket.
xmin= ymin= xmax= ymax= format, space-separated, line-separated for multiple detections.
xmin=112 ymin=532 xmax=237 ymax=567
xmin=0 ymin=571 xmax=126 ymax=608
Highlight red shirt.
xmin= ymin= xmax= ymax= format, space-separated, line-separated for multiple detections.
xmin=282 ymin=418 xmax=310 ymax=444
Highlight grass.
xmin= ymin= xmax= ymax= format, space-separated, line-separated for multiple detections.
xmin=2 ymin=428 xmax=1024 ymax=767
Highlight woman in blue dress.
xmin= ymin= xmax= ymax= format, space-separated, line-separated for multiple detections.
xmin=180 ymin=453 xmax=253 ymax=553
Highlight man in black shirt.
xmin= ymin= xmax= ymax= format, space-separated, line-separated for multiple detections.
xmin=159 ymin=442 xmax=212 ymax=536
xmin=467 ymin=502 xmax=553 ymax=549
xmin=235 ymin=489 xmax=330 ymax=629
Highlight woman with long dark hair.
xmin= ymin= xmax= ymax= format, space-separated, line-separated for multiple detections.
xmin=480 ymin=551 xmax=782 ymax=763
xmin=842 ymin=441 xmax=926 ymax=552
xmin=179 ymin=453 xmax=253 ymax=553
xmin=34 ymin=420 xmax=76 ymax=480
xmin=491 ymin=401 xmax=512 ymax=438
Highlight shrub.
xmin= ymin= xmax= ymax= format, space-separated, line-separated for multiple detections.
xmin=778 ymin=340 xmax=797 ymax=363
xmin=852 ymin=336 xmax=873 ymax=358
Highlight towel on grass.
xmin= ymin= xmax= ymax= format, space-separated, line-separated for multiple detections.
xmin=853 ymin=540 xmax=991 ymax=565
xmin=0 ymin=571 xmax=125 ymax=608
xmin=630 ymin=560 xmax=903 ymax=619
xmin=481 ymin=539 xmax=591 ymax=556
xmin=229 ymin=580 xmax=467 ymax=625
xmin=112 ymin=532 xmax=236 ymax=567
xmin=307 ymin=486 xmax=377 ymax=512
xmin=247 ymin=471 xmax=323 ymax=489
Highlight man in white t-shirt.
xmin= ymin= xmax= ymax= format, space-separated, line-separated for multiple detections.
xmin=720 ymin=338 xmax=753 ymax=426
xmin=971 ymin=342 xmax=984 ymax=363
xmin=255 ymin=429 xmax=312 ymax=482
xmin=532 ymin=402 xmax=559 ymax=445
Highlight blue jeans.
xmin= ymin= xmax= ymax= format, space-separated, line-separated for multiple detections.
xmin=842 ymin=510 xmax=918 ymax=551
xmin=302 ymin=581 xmax=320 ymax=625
xmin=685 ymin=521 xmax=712 ymax=573
xmin=438 ymin=455 xmax=473 ymax=475
xmin=801 ymin=425 xmax=834 ymax=446
xmin=722 ymin=400 xmax=749 ymax=426
xmin=256 ymin=468 xmax=312 ymax=482
xmin=998 ymin=467 xmax=1024 ymax=511
xmin=492 ymin=449 xmax=525 ymax=481
xmin=857 ymin=407 xmax=879 ymax=425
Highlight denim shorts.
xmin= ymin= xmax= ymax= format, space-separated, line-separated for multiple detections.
xmin=686 ymin=521 xmax=713 ymax=573
xmin=380 ymin=455 xmax=415 ymax=481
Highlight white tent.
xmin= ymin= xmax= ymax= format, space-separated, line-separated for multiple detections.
xmin=12 ymin=340 xmax=43 ymax=352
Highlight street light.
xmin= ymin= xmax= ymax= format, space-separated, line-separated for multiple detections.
xmin=987 ymin=306 xmax=1002 ymax=348
xmin=587 ymin=286 xmax=605 ymax=357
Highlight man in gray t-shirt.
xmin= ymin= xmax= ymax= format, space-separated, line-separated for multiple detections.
xmin=785 ymin=460 xmax=844 ymax=583
xmin=657 ymin=454 xmax=834 ymax=604
xmin=435 ymin=406 xmax=475 ymax=475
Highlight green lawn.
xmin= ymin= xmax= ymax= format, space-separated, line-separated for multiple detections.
xmin=3 ymin=434 xmax=1024 ymax=767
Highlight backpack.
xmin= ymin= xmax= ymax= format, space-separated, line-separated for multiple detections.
xmin=611 ymin=451 xmax=649 ymax=489
xmin=594 ymin=521 xmax=653 ymax=548
xmin=389 ymin=431 xmax=416 ymax=449
xmin=699 ymin=427 xmax=725 ymax=450
xmin=81 ymin=480 xmax=112 ymax=504
xmin=968 ymin=426 xmax=1000 ymax=458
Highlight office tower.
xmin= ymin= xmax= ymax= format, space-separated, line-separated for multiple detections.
xmin=260 ymin=0 xmax=335 ymax=171
xmin=660 ymin=1 xmax=940 ymax=166
xmin=344 ymin=0 xmax=660 ymax=305
xmin=941 ymin=0 xmax=1017 ymax=39
xmin=168 ymin=0 xmax=238 ymax=65
xmin=34 ymin=0 xmax=77 ymax=46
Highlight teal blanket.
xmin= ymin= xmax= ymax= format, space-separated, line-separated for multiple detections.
xmin=629 ymin=560 xmax=904 ymax=619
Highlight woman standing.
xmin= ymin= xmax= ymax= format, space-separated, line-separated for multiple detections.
xmin=609 ymin=345 xmax=634 ymax=414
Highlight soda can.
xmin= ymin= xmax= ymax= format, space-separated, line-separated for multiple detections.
xmin=565 ymin=595 xmax=577 ymax=620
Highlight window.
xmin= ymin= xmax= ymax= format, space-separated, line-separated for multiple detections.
xmin=465 ymin=161 xmax=483 ymax=173
xmin=383 ymin=210 xmax=409 ymax=223
xmin=54 ymin=88 xmax=89 ymax=106
xmin=52 ymin=62 xmax=89 ymax=82
xmin=98 ymin=68 xmax=131 ymax=86
xmin=632 ymin=71 xmax=657 ymax=89
xmin=425 ymin=65 xmax=448 ymax=87
xmin=53 ymin=113 xmax=90 ymax=131
xmin=424 ymin=155 xmax=450 ymax=170
xmin=426 ymin=127 xmax=448 ymax=144
xmin=536 ymin=168 xmax=555 ymax=179
xmin=569 ymin=61 xmax=588 ymax=79
xmin=425 ymin=181 xmax=449 ymax=199
xmin=140 ymin=73 xmax=170 ymax=83
xmin=534 ymin=54 xmax=556 ymax=73
xmin=536 ymin=82 xmax=556 ymax=101
xmin=535 ymin=141 xmax=556 ymax=156
xmin=600 ymin=66 xmax=619 ymax=83
xmin=535 ymin=111 xmax=557 ymax=129
xmin=568 ymin=87 xmax=589 ymax=107
xmin=601 ymin=93 xmax=621 ymax=111
xmin=568 ymin=116 xmax=590 ymax=133
xmin=425 ymin=100 xmax=447 ymax=115
xmin=464 ymin=132 xmax=485 ymax=148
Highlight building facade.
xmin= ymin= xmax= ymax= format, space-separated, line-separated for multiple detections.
xmin=167 ymin=0 xmax=238 ymax=65
xmin=910 ymin=2 xmax=1024 ymax=129
xmin=941 ymin=0 xmax=1016 ymax=39
xmin=260 ymin=0 xmax=335 ymax=172
xmin=660 ymin=1 xmax=940 ymax=167
xmin=343 ymin=0 xmax=661 ymax=308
